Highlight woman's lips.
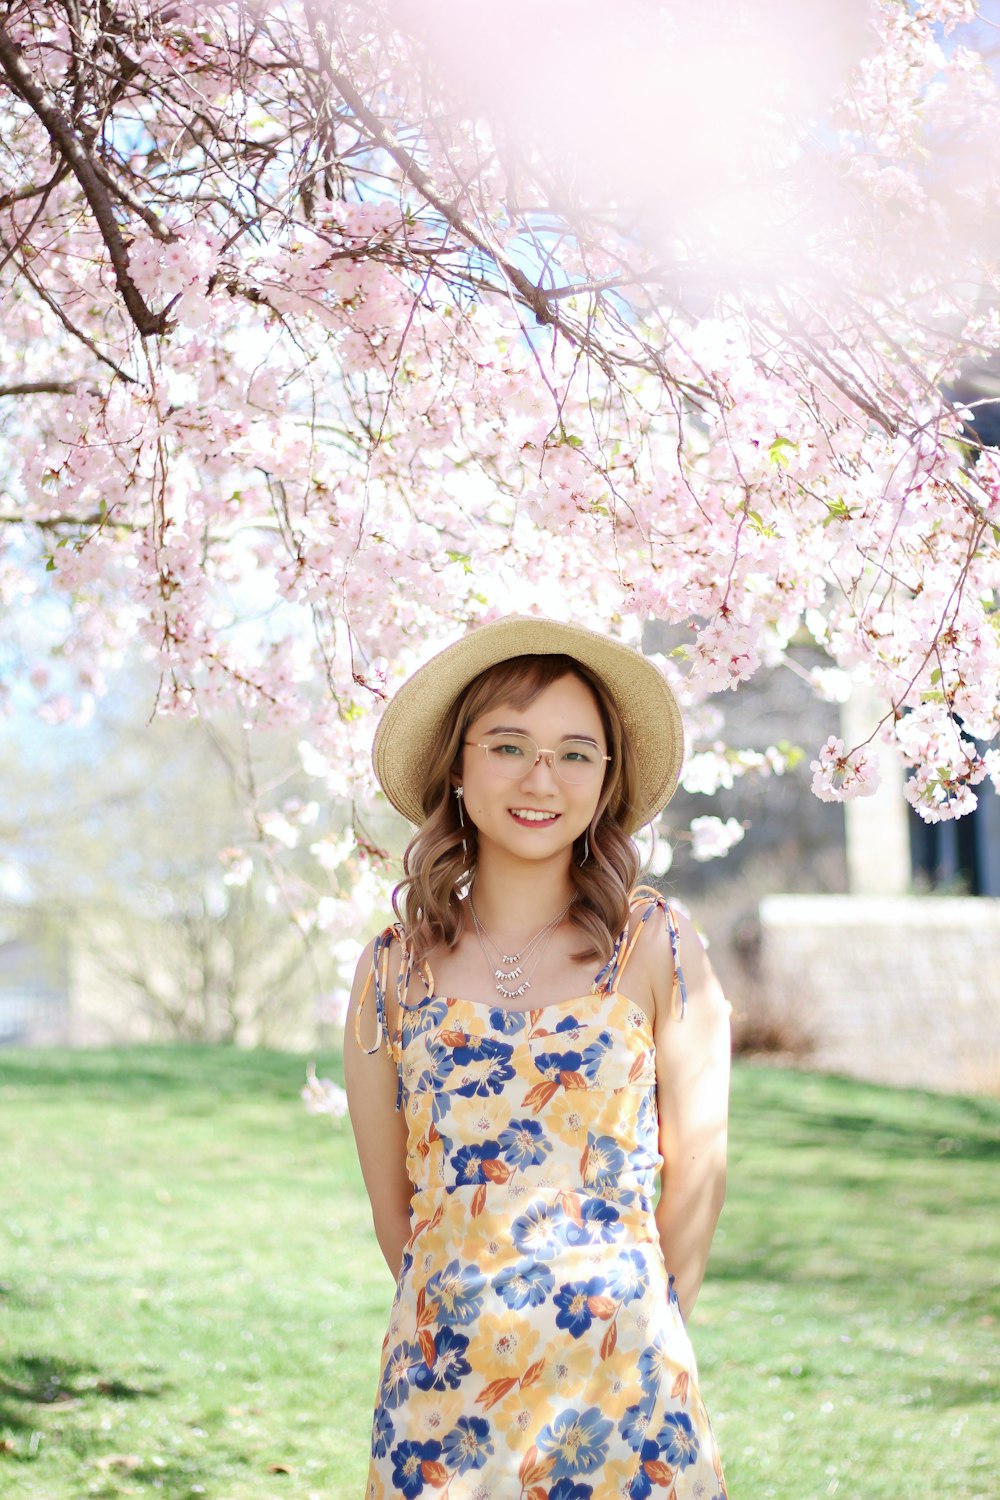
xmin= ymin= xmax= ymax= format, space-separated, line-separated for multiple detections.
xmin=508 ymin=809 xmax=561 ymax=827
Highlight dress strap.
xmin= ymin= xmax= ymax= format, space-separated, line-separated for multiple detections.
xmin=598 ymin=884 xmax=688 ymax=1021
xmin=353 ymin=922 xmax=430 ymax=1112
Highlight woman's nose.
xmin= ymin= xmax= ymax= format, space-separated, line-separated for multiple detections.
xmin=520 ymin=750 xmax=559 ymax=790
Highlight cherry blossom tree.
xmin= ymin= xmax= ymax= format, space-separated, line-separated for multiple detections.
xmin=1 ymin=0 xmax=999 ymax=917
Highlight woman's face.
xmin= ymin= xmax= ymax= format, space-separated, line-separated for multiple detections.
xmin=457 ymin=672 xmax=608 ymax=868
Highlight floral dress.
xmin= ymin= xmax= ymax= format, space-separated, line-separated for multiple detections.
xmin=353 ymin=886 xmax=728 ymax=1500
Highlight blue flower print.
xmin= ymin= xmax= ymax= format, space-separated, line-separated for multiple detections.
xmin=430 ymin=1088 xmax=453 ymax=1126
xmin=583 ymin=1132 xmax=625 ymax=1185
xmin=511 ymin=1200 xmax=561 ymax=1260
xmin=534 ymin=1047 xmax=583 ymax=1082
xmin=487 ymin=1007 xmax=528 ymax=1035
xmin=372 ymin=1405 xmax=394 ymax=1459
xmin=618 ymin=1393 xmax=656 ymax=1453
xmin=549 ymin=1480 xmax=595 ymax=1500
xmin=627 ymin=1437 xmax=662 ymax=1499
xmin=655 ymin=1410 xmax=700 ymax=1469
xmin=637 ymin=1332 xmax=669 ymax=1396
xmin=537 ymin=1405 xmax=613 ymax=1479
xmin=441 ymin=1414 xmax=494 ymax=1474
xmin=410 ymin=1325 xmax=471 ymax=1392
xmin=450 ymin=1140 xmax=501 ymax=1185
xmin=493 ymin=1259 xmax=554 ymax=1309
xmin=636 ymin=1086 xmax=657 ymax=1141
xmin=579 ymin=1030 xmax=614 ymax=1080
xmin=441 ymin=1036 xmax=515 ymax=1097
xmin=606 ymin=1248 xmax=649 ymax=1303
xmin=498 ymin=1116 xmax=551 ymax=1168
xmin=424 ymin=1259 xmax=485 ymax=1325
xmin=554 ymin=1012 xmax=586 ymax=1033
xmin=554 ymin=1275 xmax=608 ymax=1337
xmin=560 ymin=1196 xmax=624 ymax=1247
xmin=379 ymin=1339 xmax=419 ymax=1409
xmin=390 ymin=1437 xmax=443 ymax=1498
xmin=409 ymin=997 xmax=450 ymax=1039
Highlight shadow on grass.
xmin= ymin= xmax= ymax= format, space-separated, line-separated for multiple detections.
xmin=0 ymin=1352 xmax=164 ymax=1433
xmin=0 ymin=1046 xmax=342 ymax=1104
xmin=734 ymin=1065 xmax=1000 ymax=1164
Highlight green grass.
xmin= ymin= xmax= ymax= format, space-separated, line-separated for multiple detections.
xmin=1 ymin=1048 xmax=997 ymax=1500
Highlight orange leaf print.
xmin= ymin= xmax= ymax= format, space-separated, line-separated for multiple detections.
xmin=482 ymin=1158 xmax=511 ymax=1183
xmin=410 ymin=1216 xmax=430 ymax=1241
xmin=471 ymin=1183 xmax=487 ymax=1217
xmin=420 ymin=1458 xmax=449 ymax=1486
xmin=559 ymin=1069 xmax=588 ymax=1089
xmin=587 ymin=1295 xmax=617 ymax=1319
xmin=523 ymin=1080 xmax=559 ymax=1112
xmin=475 ymin=1375 xmax=518 ymax=1409
xmin=415 ymin=1136 xmax=430 ymax=1160
xmin=527 ymin=1488 xmax=548 ymax=1500
xmin=439 ymin=1026 xmax=469 ymax=1048
xmin=520 ymin=1358 xmax=545 ymax=1390
xmin=417 ymin=1328 xmax=436 ymax=1367
xmin=518 ymin=1444 xmax=540 ymax=1482
xmin=416 ymin=1293 xmax=439 ymax=1330
xmin=628 ymin=1051 xmax=647 ymax=1083
xmin=557 ymin=1190 xmax=584 ymax=1228
xmin=643 ymin=1457 xmax=676 ymax=1485
xmin=429 ymin=1202 xmax=444 ymax=1228
xmin=428 ymin=1120 xmax=440 ymax=1143
xmin=600 ymin=1319 xmax=618 ymax=1359
xmin=671 ymin=1369 xmax=690 ymax=1404
xmin=579 ymin=1142 xmax=590 ymax=1177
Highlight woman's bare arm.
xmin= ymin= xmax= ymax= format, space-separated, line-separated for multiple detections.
xmin=343 ymin=937 xmax=414 ymax=1280
xmin=642 ymin=905 xmax=732 ymax=1323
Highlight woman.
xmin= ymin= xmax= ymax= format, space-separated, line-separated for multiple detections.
xmin=344 ymin=616 xmax=731 ymax=1500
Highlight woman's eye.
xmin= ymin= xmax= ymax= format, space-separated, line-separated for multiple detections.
xmin=561 ymin=744 xmax=596 ymax=763
xmin=494 ymin=741 xmax=524 ymax=756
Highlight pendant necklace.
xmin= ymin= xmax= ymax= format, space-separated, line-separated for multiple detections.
xmin=468 ymin=896 xmax=574 ymax=1000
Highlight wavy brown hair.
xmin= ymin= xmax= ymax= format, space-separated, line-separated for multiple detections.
xmin=392 ymin=654 xmax=642 ymax=965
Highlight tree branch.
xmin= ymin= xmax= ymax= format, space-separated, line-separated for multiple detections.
xmin=0 ymin=381 xmax=85 ymax=396
xmin=0 ymin=17 xmax=168 ymax=336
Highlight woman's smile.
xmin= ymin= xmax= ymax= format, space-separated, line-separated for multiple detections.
xmin=508 ymin=807 xmax=562 ymax=826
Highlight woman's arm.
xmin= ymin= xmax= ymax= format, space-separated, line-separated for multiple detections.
xmin=343 ymin=936 xmax=414 ymax=1281
xmin=641 ymin=904 xmax=732 ymax=1323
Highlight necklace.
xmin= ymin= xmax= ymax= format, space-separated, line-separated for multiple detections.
xmin=468 ymin=897 xmax=574 ymax=1000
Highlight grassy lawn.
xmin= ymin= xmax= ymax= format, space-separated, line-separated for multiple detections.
xmin=1 ymin=1047 xmax=997 ymax=1500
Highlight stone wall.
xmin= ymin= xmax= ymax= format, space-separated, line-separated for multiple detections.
xmin=757 ymin=895 xmax=1000 ymax=1096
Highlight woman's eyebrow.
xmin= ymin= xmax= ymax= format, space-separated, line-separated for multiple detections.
xmin=481 ymin=724 xmax=601 ymax=744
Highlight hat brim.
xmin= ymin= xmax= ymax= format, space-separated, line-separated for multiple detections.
xmin=371 ymin=616 xmax=684 ymax=835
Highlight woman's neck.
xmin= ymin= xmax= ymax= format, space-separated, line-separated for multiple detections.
xmin=466 ymin=852 xmax=576 ymax=942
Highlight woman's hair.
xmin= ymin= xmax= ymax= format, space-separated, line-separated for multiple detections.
xmin=391 ymin=653 xmax=642 ymax=965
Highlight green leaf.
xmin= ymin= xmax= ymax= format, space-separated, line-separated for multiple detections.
xmin=563 ymin=434 xmax=584 ymax=448
xmin=822 ymin=498 xmax=852 ymax=525
xmin=769 ymin=436 xmax=796 ymax=469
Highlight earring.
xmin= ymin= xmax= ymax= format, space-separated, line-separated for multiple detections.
xmin=454 ymin=786 xmax=468 ymax=859
xmin=579 ymin=830 xmax=590 ymax=865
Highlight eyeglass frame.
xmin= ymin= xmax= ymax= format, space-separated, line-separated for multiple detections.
xmin=463 ymin=734 xmax=612 ymax=785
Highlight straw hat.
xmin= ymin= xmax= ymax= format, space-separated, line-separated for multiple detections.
xmin=371 ymin=616 xmax=684 ymax=834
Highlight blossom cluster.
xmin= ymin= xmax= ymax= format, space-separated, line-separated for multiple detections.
xmin=0 ymin=0 xmax=997 ymax=923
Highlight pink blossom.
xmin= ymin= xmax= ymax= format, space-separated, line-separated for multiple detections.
xmin=810 ymin=737 xmax=883 ymax=802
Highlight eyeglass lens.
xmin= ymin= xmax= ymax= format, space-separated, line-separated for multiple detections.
xmin=479 ymin=733 xmax=605 ymax=784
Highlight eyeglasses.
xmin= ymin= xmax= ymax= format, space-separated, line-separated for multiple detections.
xmin=464 ymin=733 xmax=611 ymax=786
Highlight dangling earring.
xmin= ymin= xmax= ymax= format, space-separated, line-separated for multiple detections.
xmin=454 ymin=786 xmax=468 ymax=859
xmin=579 ymin=829 xmax=590 ymax=865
